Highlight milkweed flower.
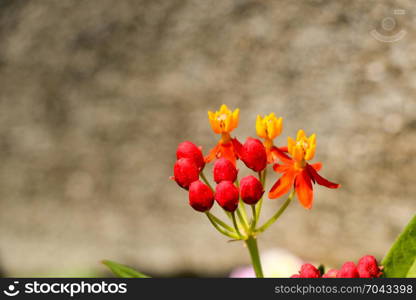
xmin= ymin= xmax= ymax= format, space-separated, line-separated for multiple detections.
xmin=205 ymin=104 xmax=242 ymax=165
xmin=256 ymin=113 xmax=288 ymax=164
xmin=269 ymin=130 xmax=340 ymax=209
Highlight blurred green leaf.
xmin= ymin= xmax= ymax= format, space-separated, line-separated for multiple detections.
xmin=317 ymin=264 xmax=325 ymax=275
xmin=381 ymin=214 xmax=416 ymax=278
xmin=102 ymin=260 xmax=150 ymax=278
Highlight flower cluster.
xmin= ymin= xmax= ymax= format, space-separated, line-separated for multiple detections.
xmin=291 ymin=256 xmax=383 ymax=278
xmin=172 ymin=104 xmax=339 ymax=214
xmin=171 ymin=104 xmax=340 ymax=277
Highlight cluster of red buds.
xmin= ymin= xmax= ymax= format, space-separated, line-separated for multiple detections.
xmin=291 ymin=256 xmax=383 ymax=278
xmin=173 ymin=139 xmax=266 ymax=213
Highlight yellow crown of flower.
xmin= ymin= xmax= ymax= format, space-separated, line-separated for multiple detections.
xmin=288 ymin=129 xmax=316 ymax=162
xmin=256 ymin=113 xmax=283 ymax=141
xmin=208 ymin=104 xmax=239 ymax=134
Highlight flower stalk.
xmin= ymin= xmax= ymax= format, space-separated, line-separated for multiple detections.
xmin=245 ymin=235 xmax=264 ymax=278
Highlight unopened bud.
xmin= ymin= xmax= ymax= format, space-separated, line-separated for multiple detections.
xmin=299 ymin=263 xmax=321 ymax=278
xmin=188 ymin=180 xmax=214 ymax=212
xmin=213 ymin=158 xmax=238 ymax=183
xmin=357 ymin=255 xmax=382 ymax=278
xmin=173 ymin=158 xmax=199 ymax=189
xmin=240 ymin=175 xmax=264 ymax=205
xmin=215 ymin=181 xmax=239 ymax=212
xmin=336 ymin=262 xmax=359 ymax=278
xmin=240 ymin=138 xmax=267 ymax=172
xmin=176 ymin=141 xmax=205 ymax=171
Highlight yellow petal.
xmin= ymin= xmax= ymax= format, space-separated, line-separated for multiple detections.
xmin=208 ymin=111 xmax=220 ymax=133
xmin=231 ymin=108 xmax=240 ymax=130
xmin=256 ymin=115 xmax=267 ymax=138
xmin=287 ymin=136 xmax=296 ymax=155
xmin=276 ymin=117 xmax=283 ymax=136
xmin=223 ymin=115 xmax=231 ymax=132
xmin=208 ymin=111 xmax=215 ymax=121
xmin=308 ymin=133 xmax=316 ymax=146
xmin=297 ymin=129 xmax=306 ymax=140
xmin=219 ymin=104 xmax=228 ymax=114
xmin=304 ymin=144 xmax=316 ymax=161
xmin=293 ymin=145 xmax=305 ymax=162
xmin=267 ymin=118 xmax=277 ymax=140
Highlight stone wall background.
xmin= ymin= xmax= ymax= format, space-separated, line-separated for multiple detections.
xmin=0 ymin=0 xmax=415 ymax=276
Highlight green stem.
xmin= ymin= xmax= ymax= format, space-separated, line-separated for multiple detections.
xmin=206 ymin=212 xmax=235 ymax=232
xmin=236 ymin=208 xmax=249 ymax=233
xmin=238 ymin=199 xmax=249 ymax=221
xmin=256 ymin=189 xmax=295 ymax=233
xmin=205 ymin=212 xmax=239 ymax=239
xmin=236 ymin=180 xmax=249 ymax=229
xmin=255 ymin=169 xmax=267 ymax=221
xmin=250 ymin=205 xmax=257 ymax=230
xmin=245 ymin=235 xmax=264 ymax=278
xmin=200 ymin=171 xmax=214 ymax=191
xmin=232 ymin=211 xmax=242 ymax=238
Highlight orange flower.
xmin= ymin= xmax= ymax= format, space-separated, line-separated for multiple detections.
xmin=205 ymin=105 xmax=242 ymax=165
xmin=256 ymin=113 xmax=288 ymax=164
xmin=269 ymin=130 xmax=340 ymax=209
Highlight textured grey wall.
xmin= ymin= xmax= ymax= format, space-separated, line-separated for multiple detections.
xmin=0 ymin=0 xmax=415 ymax=276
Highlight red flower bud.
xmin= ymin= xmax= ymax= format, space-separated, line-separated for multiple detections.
xmin=173 ymin=158 xmax=199 ymax=189
xmin=240 ymin=138 xmax=267 ymax=172
xmin=240 ymin=175 xmax=264 ymax=205
xmin=322 ymin=269 xmax=338 ymax=278
xmin=176 ymin=141 xmax=205 ymax=171
xmin=215 ymin=181 xmax=239 ymax=212
xmin=336 ymin=262 xmax=359 ymax=278
xmin=299 ymin=263 xmax=321 ymax=278
xmin=213 ymin=158 xmax=238 ymax=183
xmin=188 ymin=180 xmax=214 ymax=212
xmin=357 ymin=255 xmax=382 ymax=278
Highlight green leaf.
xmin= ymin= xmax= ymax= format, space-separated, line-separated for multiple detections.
xmin=406 ymin=259 xmax=416 ymax=278
xmin=102 ymin=260 xmax=150 ymax=278
xmin=381 ymin=214 xmax=416 ymax=278
xmin=317 ymin=264 xmax=325 ymax=275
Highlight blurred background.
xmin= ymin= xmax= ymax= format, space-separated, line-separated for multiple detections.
xmin=0 ymin=0 xmax=415 ymax=277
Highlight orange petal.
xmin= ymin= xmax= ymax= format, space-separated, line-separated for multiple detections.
xmin=273 ymin=163 xmax=291 ymax=173
xmin=218 ymin=142 xmax=237 ymax=166
xmin=270 ymin=146 xmax=293 ymax=164
xmin=306 ymin=164 xmax=340 ymax=189
xmin=268 ymin=170 xmax=296 ymax=199
xmin=231 ymin=138 xmax=242 ymax=159
xmin=310 ymin=162 xmax=322 ymax=171
xmin=204 ymin=144 xmax=220 ymax=163
xmin=295 ymin=170 xmax=313 ymax=209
